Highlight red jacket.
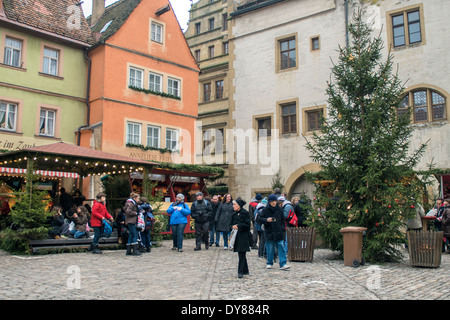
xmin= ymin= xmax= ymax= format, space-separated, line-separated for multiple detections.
xmin=90 ymin=200 xmax=112 ymax=227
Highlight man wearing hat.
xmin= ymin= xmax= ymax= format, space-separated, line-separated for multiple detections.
xmin=191 ymin=192 xmax=213 ymax=250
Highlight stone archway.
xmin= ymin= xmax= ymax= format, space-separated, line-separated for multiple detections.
xmin=284 ymin=163 xmax=321 ymax=200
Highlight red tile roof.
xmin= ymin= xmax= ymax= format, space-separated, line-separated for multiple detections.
xmin=2 ymin=0 xmax=95 ymax=45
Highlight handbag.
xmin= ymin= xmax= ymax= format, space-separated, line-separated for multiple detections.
xmin=287 ymin=209 xmax=298 ymax=227
xmin=228 ymin=228 xmax=238 ymax=249
xmin=137 ymin=212 xmax=145 ymax=231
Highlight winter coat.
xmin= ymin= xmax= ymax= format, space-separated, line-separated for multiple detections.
xmin=231 ymin=207 xmax=251 ymax=253
xmin=256 ymin=204 xmax=286 ymax=241
xmin=406 ymin=204 xmax=425 ymax=230
xmin=254 ymin=202 xmax=266 ymax=232
xmin=124 ymin=199 xmax=139 ymax=225
xmin=215 ymin=202 xmax=234 ymax=232
xmin=73 ymin=213 xmax=88 ymax=232
xmin=191 ymin=199 xmax=213 ymax=224
xmin=90 ymin=200 xmax=112 ymax=227
xmin=442 ymin=204 xmax=450 ymax=238
xmin=167 ymin=201 xmax=191 ymax=225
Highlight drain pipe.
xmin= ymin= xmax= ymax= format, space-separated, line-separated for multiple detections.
xmin=77 ymin=48 xmax=92 ymax=146
xmin=345 ymin=0 xmax=349 ymax=48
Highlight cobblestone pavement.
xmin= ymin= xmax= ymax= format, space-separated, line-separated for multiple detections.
xmin=1 ymin=239 xmax=449 ymax=301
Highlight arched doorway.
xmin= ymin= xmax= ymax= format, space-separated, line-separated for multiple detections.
xmin=284 ymin=163 xmax=321 ymax=201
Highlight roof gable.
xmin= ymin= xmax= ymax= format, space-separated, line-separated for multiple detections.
xmin=2 ymin=0 xmax=95 ymax=45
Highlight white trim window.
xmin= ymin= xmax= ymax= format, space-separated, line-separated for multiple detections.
xmin=151 ymin=22 xmax=163 ymax=43
xmin=127 ymin=122 xmax=141 ymax=144
xmin=0 ymin=101 xmax=17 ymax=131
xmin=166 ymin=128 xmax=178 ymax=151
xmin=147 ymin=125 xmax=160 ymax=148
xmin=3 ymin=37 xmax=22 ymax=67
xmin=39 ymin=109 xmax=55 ymax=136
xmin=168 ymin=78 xmax=180 ymax=97
xmin=129 ymin=67 xmax=144 ymax=88
xmin=149 ymin=72 xmax=162 ymax=92
xmin=43 ymin=47 xmax=59 ymax=76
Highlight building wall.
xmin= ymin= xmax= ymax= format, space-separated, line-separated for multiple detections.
xmin=229 ymin=0 xmax=450 ymax=201
xmin=85 ymin=0 xmax=199 ymax=166
xmin=0 ymin=27 xmax=88 ymax=149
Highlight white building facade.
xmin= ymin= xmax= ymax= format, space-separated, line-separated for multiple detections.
xmin=228 ymin=0 xmax=450 ymax=202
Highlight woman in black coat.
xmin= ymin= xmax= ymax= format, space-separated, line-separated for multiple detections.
xmin=231 ymin=198 xmax=251 ymax=278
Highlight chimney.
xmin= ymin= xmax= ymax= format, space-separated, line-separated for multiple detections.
xmin=91 ymin=0 xmax=105 ymax=27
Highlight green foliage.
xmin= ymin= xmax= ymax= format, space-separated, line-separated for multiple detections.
xmin=305 ymin=10 xmax=433 ymax=263
xmin=0 ymin=177 xmax=51 ymax=254
xmin=101 ymin=175 xmax=132 ymax=213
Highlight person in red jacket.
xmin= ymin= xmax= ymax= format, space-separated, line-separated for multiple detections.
xmin=89 ymin=192 xmax=113 ymax=254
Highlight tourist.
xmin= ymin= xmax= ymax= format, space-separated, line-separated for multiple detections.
xmin=48 ymin=206 xmax=65 ymax=239
xmin=254 ymin=198 xmax=268 ymax=258
xmin=442 ymin=199 xmax=450 ymax=253
xmin=124 ymin=192 xmax=141 ymax=256
xmin=70 ymin=206 xmax=89 ymax=239
xmin=139 ymin=196 xmax=153 ymax=253
xmin=191 ymin=192 xmax=213 ymax=250
xmin=89 ymin=192 xmax=113 ymax=254
xmin=248 ymin=193 xmax=262 ymax=249
xmin=215 ymin=193 xmax=234 ymax=249
xmin=256 ymin=194 xmax=290 ymax=270
xmin=167 ymin=193 xmax=191 ymax=252
xmin=209 ymin=195 xmax=221 ymax=247
xmin=231 ymin=198 xmax=251 ymax=278
xmin=72 ymin=189 xmax=86 ymax=207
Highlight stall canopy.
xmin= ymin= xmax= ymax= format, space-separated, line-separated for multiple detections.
xmin=0 ymin=142 xmax=157 ymax=178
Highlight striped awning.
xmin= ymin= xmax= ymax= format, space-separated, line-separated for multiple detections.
xmin=0 ymin=167 xmax=79 ymax=178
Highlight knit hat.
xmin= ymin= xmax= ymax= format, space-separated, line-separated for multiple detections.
xmin=278 ymin=196 xmax=286 ymax=201
xmin=255 ymin=193 xmax=263 ymax=200
xmin=268 ymin=194 xmax=278 ymax=202
xmin=261 ymin=198 xmax=268 ymax=204
xmin=176 ymin=193 xmax=185 ymax=201
xmin=235 ymin=197 xmax=246 ymax=208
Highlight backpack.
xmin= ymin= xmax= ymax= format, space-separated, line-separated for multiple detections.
xmin=286 ymin=208 xmax=298 ymax=227
xmin=102 ymin=219 xmax=112 ymax=238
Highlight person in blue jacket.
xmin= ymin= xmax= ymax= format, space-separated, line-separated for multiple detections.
xmin=167 ymin=193 xmax=191 ymax=252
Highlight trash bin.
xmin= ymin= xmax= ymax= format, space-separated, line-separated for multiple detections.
xmin=286 ymin=227 xmax=316 ymax=262
xmin=340 ymin=226 xmax=367 ymax=267
xmin=407 ymin=230 xmax=443 ymax=268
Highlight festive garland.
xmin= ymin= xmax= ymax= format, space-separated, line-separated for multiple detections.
xmin=128 ymin=85 xmax=181 ymax=100
xmin=126 ymin=143 xmax=174 ymax=154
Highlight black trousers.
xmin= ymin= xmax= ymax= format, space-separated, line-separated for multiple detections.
xmin=195 ymin=221 xmax=209 ymax=248
xmin=238 ymin=252 xmax=249 ymax=275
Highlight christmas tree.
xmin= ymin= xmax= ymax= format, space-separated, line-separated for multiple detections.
xmin=305 ymin=9 xmax=432 ymax=262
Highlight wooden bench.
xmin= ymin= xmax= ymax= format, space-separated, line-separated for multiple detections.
xmin=29 ymin=229 xmax=121 ymax=254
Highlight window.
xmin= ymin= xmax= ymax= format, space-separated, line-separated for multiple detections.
xmin=195 ymin=23 xmax=201 ymax=35
xmin=398 ymin=88 xmax=447 ymax=123
xmin=168 ymin=78 xmax=180 ymax=97
xmin=39 ymin=109 xmax=55 ymax=137
xmin=195 ymin=49 xmax=201 ymax=61
xmin=3 ymin=37 xmax=22 ymax=67
xmin=0 ymin=101 xmax=17 ymax=131
xmin=203 ymin=83 xmax=211 ymax=102
xmin=166 ymin=128 xmax=178 ymax=151
xmin=390 ymin=7 xmax=423 ymax=48
xmin=151 ymin=22 xmax=163 ymax=43
xmin=279 ymin=37 xmax=296 ymax=70
xmin=256 ymin=117 xmax=271 ymax=138
xmin=147 ymin=125 xmax=160 ymax=148
xmin=222 ymin=13 xmax=228 ymax=31
xmin=306 ymin=109 xmax=323 ymax=132
xmin=43 ymin=47 xmax=59 ymax=76
xmin=208 ymin=46 xmax=215 ymax=59
xmin=129 ymin=67 xmax=144 ymax=88
xmin=203 ymin=128 xmax=224 ymax=153
xmin=281 ymin=103 xmax=297 ymax=134
xmin=100 ymin=20 xmax=113 ymax=33
xmin=149 ymin=72 xmax=162 ymax=92
xmin=215 ymin=80 xmax=224 ymax=99
xmin=311 ymin=36 xmax=320 ymax=51
xmin=223 ymin=42 xmax=229 ymax=55
xmin=209 ymin=18 xmax=215 ymax=31
xmin=127 ymin=122 xmax=141 ymax=144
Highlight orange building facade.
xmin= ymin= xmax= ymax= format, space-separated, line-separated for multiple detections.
xmin=79 ymin=0 xmax=200 ymax=198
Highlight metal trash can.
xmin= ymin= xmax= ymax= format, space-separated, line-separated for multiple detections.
xmin=340 ymin=226 xmax=367 ymax=267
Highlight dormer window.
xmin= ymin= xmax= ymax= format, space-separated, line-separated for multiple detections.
xmin=100 ymin=20 xmax=113 ymax=33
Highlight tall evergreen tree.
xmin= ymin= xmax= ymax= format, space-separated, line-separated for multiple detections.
xmin=305 ymin=9 xmax=432 ymax=262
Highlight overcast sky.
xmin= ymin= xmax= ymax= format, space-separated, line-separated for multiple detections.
xmin=81 ymin=0 xmax=194 ymax=32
